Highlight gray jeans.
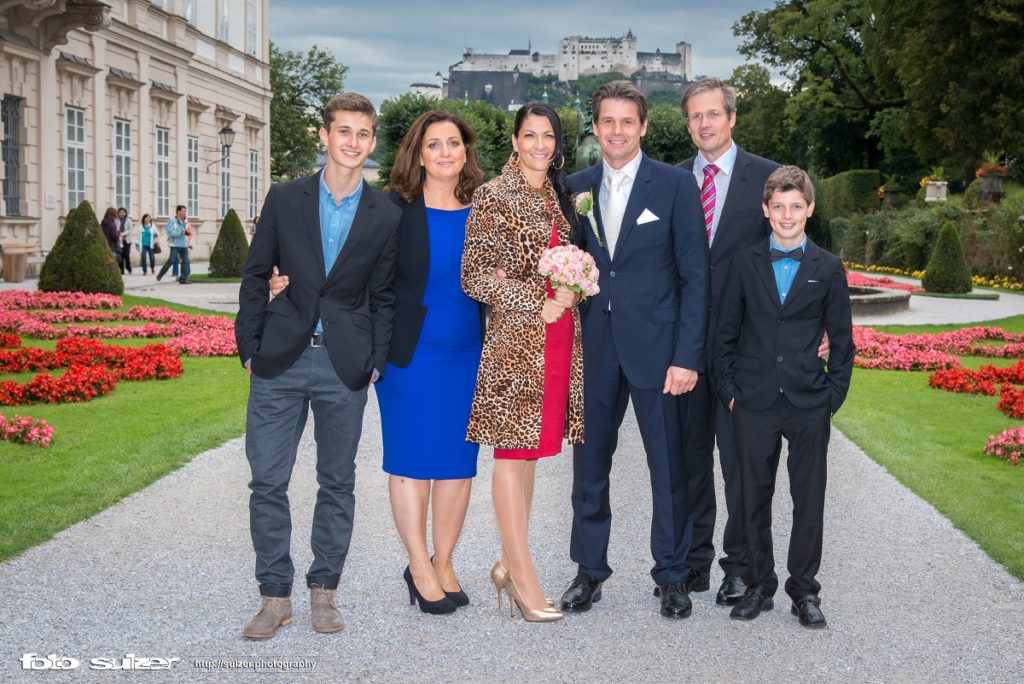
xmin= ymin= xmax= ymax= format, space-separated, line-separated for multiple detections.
xmin=245 ymin=346 xmax=368 ymax=597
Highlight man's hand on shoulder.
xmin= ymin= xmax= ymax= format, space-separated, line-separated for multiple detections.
xmin=663 ymin=366 xmax=698 ymax=395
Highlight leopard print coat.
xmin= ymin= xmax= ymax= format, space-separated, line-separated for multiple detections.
xmin=461 ymin=157 xmax=584 ymax=448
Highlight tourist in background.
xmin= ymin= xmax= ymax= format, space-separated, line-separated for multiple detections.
xmin=461 ymin=102 xmax=584 ymax=624
xmin=101 ymin=207 xmax=121 ymax=266
xmin=117 ymin=207 xmax=133 ymax=275
xmin=156 ymin=204 xmax=191 ymax=284
xmin=136 ymin=213 xmax=158 ymax=275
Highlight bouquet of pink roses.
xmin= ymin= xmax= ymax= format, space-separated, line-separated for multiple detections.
xmin=538 ymin=244 xmax=601 ymax=299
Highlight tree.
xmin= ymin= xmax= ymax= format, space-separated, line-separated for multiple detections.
xmin=209 ymin=209 xmax=249 ymax=277
xmin=39 ymin=201 xmax=123 ymax=295
xmin=922 ymin=221 xmax=972 ymax=294
xmin=642 ymin=104 xmax=692 ymax=164
xmin=270 ymin=42 xmax=347 ymax=181
xmin=866 ymin=0 xmax=1024 ymax=176
xmin=733 ymin=0 xmax=905 ymax=174
xmin=573 ymin=72 xmax=630 ymax=102
xmin=729 ymin=64 xmax=803 ymax=167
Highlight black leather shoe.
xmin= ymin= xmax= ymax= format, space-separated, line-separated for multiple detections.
xmin=560 ymin=573 xmax=603 ymax=612
xmin=657 ymin=581 xmax=692 ymax=619
xmin=729 ymin=586 xmax=773 ymax=621
xmin=791 ymin=597 xmax=826 ymax=629
xmin=716 ymin=574 xmax=747 ymax=605
xmin=653 ymin=568 xmax=710 ymax=597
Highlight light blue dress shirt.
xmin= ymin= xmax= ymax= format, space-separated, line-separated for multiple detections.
xmin=316 ymin=170 xmax=362 ymax=333
xmin=770 ymin=235 xmax=807 ymax=305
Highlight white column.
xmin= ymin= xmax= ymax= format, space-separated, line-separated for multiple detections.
xmin=90 ymin=35 xmax=109 ymax=209
xmin=138 ymin=53 xmax=151 ymax=220
xmin=38 ymin=52 xmax=60 ymax=248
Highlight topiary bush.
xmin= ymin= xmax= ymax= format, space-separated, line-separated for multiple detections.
xmin=38 ymin=200 xmax=123 ymax=295
xmin=922 ymin=221 xmax=972 ymax=294
xmin=209 ymin=208 xmax=249 ymax=277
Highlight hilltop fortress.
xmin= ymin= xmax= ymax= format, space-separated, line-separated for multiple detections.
xmin=411 ymin=32 xmax=693 ymax=107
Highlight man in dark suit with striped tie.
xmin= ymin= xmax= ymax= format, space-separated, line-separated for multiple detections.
xmin=676 ymin=78 xmax=780 ymax=606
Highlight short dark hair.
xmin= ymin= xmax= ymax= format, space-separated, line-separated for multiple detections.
xmin=763 ymin=165 xmax=816 ymax=205
xmin=591 ymin=80 xmax=648 ymax=125
xmin=385 ymin=110 xmax=483 ymax=205
xmin=680 ymin=77 xmax=737 ymax=118
xmin=176 ymin=205 xmax=186 ymax=213
xmin=322 ymin=92 xmax=377 ymax=134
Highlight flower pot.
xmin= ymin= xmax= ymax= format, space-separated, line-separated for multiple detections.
xmin=980 ymin=173 xmax=1005 ymax=204
xmin=882 ymin=191 xmax=903 ymax=209
xmin=924 ymin=181 xmax=948 ymax=203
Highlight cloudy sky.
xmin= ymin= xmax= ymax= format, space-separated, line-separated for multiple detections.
xmin=268 ymin=1 xmax=777 ymax=106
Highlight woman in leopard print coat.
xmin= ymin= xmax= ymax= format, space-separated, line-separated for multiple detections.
xmin=461 ymin=103 xmax=583 ymax=620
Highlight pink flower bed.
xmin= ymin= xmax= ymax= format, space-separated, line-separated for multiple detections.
xmin=0 ymin=411 xmax=52 ymax=447
xmin=984 ymin=428 xmax=1024 ymax=466
xmin=847 ymin=272 xmax=923 ymax=293
xmin=0 ymin=291 xmax=121 ymax=310
xmin=0 ymin=303 xmax=236 ymax=356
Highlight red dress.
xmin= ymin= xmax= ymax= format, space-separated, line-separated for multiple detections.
xmin=494 ymin=218 xmax=574 ymax=460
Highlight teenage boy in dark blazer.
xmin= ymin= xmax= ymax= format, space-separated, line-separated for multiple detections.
xmin=712 ymin=165 xmax=854 ymax=629
xmin=235 ymin=92 xmax=400 ymax=638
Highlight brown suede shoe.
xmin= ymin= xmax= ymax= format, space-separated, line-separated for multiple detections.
xmin=241 ymin=596 xmax=292 ymax=639
xmin=310 ymin=585 xmax=344 ymax=633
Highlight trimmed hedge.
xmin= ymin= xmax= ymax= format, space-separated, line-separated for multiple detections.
xmin=38 ymin=201 xmax=124 ymax=295
xmin=818 ymin=169 xmax=881 ymax=223
xmin=209 ymin=209 xmax=248 ymax=277
xmin=922 ymin=221 xmax=972 ymax=293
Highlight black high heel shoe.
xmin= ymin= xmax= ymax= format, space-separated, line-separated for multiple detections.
xmin=403 ymin=566 xmax=457 ymax=615
xmin=430 ymin=555 xmax=470 ymax=607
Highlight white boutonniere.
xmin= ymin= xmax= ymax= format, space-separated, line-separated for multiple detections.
xmin=574 ymin=191 xmax=601 ymax=247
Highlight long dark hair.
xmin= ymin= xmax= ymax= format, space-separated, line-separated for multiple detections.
xmin=513 ymin=103 xmax=582 ymax=246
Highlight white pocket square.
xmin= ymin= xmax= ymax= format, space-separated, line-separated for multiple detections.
xmin=637 ymin=208 xmax=659 ymax=225
xmin=807 ymin=279 xmax=820 ymax=283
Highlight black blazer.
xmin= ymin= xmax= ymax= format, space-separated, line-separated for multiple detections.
xmin=712 ymin=238 xmax=855 ymax=415
xmin=385 ymin=192 xmax=485 ymax=368
xmin=679 ymin=145 xmax=779 ymax=356
xmin=235 ymin=171 xmax=401 ymax=390
xmin=569 ymin=154 xmax=708 ymax=386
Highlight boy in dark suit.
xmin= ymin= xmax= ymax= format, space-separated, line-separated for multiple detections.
xmin=712 ymin=165 xmax=854 ymax=629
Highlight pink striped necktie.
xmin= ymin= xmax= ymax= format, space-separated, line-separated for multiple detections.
xmin=701 ymin=163 xmax=719 ymax=242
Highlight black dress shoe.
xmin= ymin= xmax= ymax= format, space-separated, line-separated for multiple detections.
xmin=791 ymin=597 xmax=826 ymax=629
xmin=729 ymin=586 xmax=773 ymax=621
xmin=560 ymin=573 xmax=603 ymax=612
xmin=657 ymin=581 xmax=692 ymax=619
xmin=653 ymin=568 xmax=710 ymax=596
xmin=716 ymin=574 xmax=747 ymax=605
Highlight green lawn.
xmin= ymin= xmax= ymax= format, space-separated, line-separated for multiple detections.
xmin=835 ymin=314 xmax=1024 ymax=580
xmin=0 ymin=295 xmax=248 ymax=561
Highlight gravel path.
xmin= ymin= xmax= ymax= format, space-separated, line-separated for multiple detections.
xmin=1 ymin=393 xmax=1022 ymax=682
xmin=1 ymin=273 xmax=1022 ymax=681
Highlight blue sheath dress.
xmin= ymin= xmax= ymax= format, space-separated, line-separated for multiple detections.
xmin=376 ymin=207 xmax=482 ymax=479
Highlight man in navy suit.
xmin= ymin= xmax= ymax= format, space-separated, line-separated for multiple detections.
xmin=234 ymin=92 xmax=400 ymax=638
xmin=712 ymin=165 xmax=854 ymax=628
xmin=559 ymin=81 xmax=708 ymax=619
xmin=676 ymin=78 xmax=781 ymax=606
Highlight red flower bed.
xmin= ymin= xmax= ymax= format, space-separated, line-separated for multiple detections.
xmin=848 ymin=272 xmax=923 ymax=293
xmin=0 ymin=336 xmax=182 ymax=407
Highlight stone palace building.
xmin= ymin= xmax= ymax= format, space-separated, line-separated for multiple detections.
xmin=0 ymin=0 xmax=271 ymax=261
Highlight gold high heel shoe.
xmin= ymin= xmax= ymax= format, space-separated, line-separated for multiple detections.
xmin=504 ymin=574 xmax=563 ymax=623
xmin=491 ymin=561 xmax=555 ymax=609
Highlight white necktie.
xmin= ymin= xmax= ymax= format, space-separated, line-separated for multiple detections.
xmin=603 ymin=170 xmax=628 ymax=258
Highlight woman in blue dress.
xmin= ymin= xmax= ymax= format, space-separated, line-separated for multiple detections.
xmin=377 ymin=111 xmax=485 ymax=614
xmin=269 ymin=110 xmax=485 ymax=615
